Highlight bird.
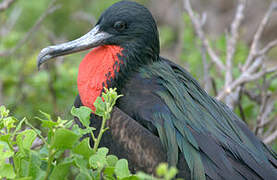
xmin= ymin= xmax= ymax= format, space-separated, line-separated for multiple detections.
xmin=37 ymin=1 xmax=277 ymax=179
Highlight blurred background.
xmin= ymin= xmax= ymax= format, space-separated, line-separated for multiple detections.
xmin=0 ymin=0 xmax=277 ymax=149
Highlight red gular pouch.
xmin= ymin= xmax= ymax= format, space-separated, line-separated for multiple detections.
xmin=77 ymin=45 xmax=123 ymax=112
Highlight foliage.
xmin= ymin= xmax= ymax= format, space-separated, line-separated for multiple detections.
xmin=0 ymin=0 xmax=136 ymax=122
xmin=0 ymin=88 xmax=178 ymax=180
xmin=0 ymin=0 xmax=150 ymax=120
xmin=137 ymin=163 xmax=179 ymax=180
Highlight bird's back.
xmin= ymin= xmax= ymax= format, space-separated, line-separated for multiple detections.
xmin=117 ymin=57 xmax=277 ymax=179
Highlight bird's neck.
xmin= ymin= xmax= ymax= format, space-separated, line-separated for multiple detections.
xmin=77 ymin=45 xmax=123 ymax=111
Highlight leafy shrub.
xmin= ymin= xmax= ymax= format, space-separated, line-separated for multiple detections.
xmin=0 ymin=88 xmax=178 ymax=180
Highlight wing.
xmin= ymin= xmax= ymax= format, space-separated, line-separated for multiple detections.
xmin=119 ymin=58 xmax=277 ymax=179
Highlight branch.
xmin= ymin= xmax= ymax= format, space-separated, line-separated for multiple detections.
xmin=184 ymin=0 xmax=225 ymax=71
xmin=183 ymin=0 xmax=277 ymax=143
xmin=243 ymin=89 xmax=262 ymax=104
xmin=263 ymin=129 xmax=277 ymax=144
xmin=258 ymin=39 xmax=277 ymax=56
xmin=198 ymin=12 xmax=212 ymax=93
xmin=0 ymin=7 xmax=22 ymax=37
xmin=254 ymin=81 xmax=273 ymax=136
xmin=0 ymin=0 xmax=60 ymax=57
xmin=243 ymin=2 xmax=277 ymax=71
xmin=263 ymin=118 xmax=277 ymax=138
xmin=266 ymin=66 xmax=277 ymax=74
xmin=0 ymin=0 xmax=17 ymax=12
xmin=224 ymin=0 xmax=246 ymax=107
xmin=225 ymin=1 xmax=245 ymax=71
xmin=217 ymin=64 xmax=277 ymax=100
xmin=217 ymin=2 xmax=277 ymax=101
xmin=201 ymin=44 xmax=212 ymax=93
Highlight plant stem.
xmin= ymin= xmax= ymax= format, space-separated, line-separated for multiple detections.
xmin=91 ymin=88 xmax=121 ymax=153
xmin=92 ymin=113 xmax=109 ymax=153
xmin=25 ymin=120 xmax=48 ymax=145
xmin=90 ymin=131 xmax=96 ymax=142
xmin=44 ymin=148 xmax=56 ymax=180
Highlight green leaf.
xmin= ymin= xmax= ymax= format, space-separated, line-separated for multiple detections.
xmin=164 ymin=167 xmax=178 ymax=180
xmin=38 ymin=145 xmax=49 ymax=159
xmin=0 ymin=134 xmax=11 ymax=144
xmin=91 ymin=170 xmax=101 ymax=180
xmin=107 ymin=155 xmax=118 ymax=166
xmin=39 ymin=119 xmax=58 ymax=129
xmin=51 ymin=128 xmax=80 ymax=150
xmin=121 ymin=175 xmax=140 ymax=180
xmin=11 ymin=117 xmax=26 ymax=139
xmin=22 ymin=129 xmax=37 ymax=150
xmin=49 ymin=161 xmax=72 ymax=180
xmin=3 ymin=116 xmax=17 ymax=132
xmin=16 ymin=129 xmax=37 ymax=151
xmin=89 ymin=148 xmax=109 ymax=169
xmin=0 ymin=164 xmax=16 ymax=179
xmin=156 ymin=163 xmax=168 ymax=177
xmin=38 ymin=110 xmax=52 ymax=121
xmin=94 ymin=88 xmax=123 ymax=118
xmin=13 ymin=152 xmax=29 ymax=177
xmin=103 ymin=167 xmax=115 ymax=178
xmin=89 ymin=153 xmax=107 ymax=169
xmin=71 ymin=106 xmax=92 ymax=128
xmin=75 ymin=163 xmax=93 ymax=180
xmin=56 ymin=117 xmax=70 ymax=128
xmin=136 ymin=172 xmax=156 ymax=180
xmin=0 ymin=105 xmax=9 ymax=118
xmin=0 ymin=141 xmax=14 ymax=160
xmin=74 ymin=155 xmax=88 ymax=170
xmin=14 ymin=177 xmax=33 ymax=180
xmin=78 ymin=127 xmax=96 ymax=136
xmin=73 ymin=138 xmax=93 ymax=158
xmin=94 ymin=97 xmax=105 ymax=117
xmin=28 ymin=151 xmax=45 ymax=180
xmin=76 ymin=171 xmax=92 ymax=180
xmin=64 ymin=119 xmax=74 ymax=128
xmin=47 ymin=129 xmax=54 ymax=144
xmin=74 ymin=156 xmax=93 ymax=179
xmin=114 ymin=159 xmax=131 ymax=179
xmin=98 ymin=147 xmax=109 ymax=156
xmin=72 ymin=124 xmax=82 ymax=135
xmin=102 ymin=88 xmax=123 ymax=109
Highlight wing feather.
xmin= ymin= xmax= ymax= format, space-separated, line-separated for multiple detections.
xmin=138 ymin=59 xmax=277 ymax=179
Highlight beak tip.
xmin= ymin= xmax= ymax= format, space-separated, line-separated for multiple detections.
xmin=37 ymin=61 xmax=41 ymax=71
xmin=37 ymin=56 xmax=43 ymax=71
xmin=37 ymin=47 xmax=53 ymax=70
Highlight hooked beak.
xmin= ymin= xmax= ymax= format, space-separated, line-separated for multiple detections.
xmin=37 ymin=25 xmax=111 ymax=69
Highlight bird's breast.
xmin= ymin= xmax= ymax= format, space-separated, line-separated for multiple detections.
xmin=77 ymin=45 xmax=123 ymax=111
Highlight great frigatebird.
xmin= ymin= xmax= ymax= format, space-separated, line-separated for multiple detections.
xmin=37 ymin=1 xmax=277 ymax=179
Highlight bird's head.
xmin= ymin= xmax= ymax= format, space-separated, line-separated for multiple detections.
xmin=37 ymin=1 xmax=160 ymax=111
xmin=37 ymin=1 xmax=160 ymax=68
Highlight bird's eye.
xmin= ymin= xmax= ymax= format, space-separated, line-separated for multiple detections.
xmin=113 ymin=21 xmax=126 ymax=31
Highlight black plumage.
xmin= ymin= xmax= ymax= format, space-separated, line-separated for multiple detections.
xmin=38 ymin=1 xmax=277 ymax=179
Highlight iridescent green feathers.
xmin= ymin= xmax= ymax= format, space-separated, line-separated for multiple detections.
xmin=140 ymin=59 xmax=277 ymax=179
